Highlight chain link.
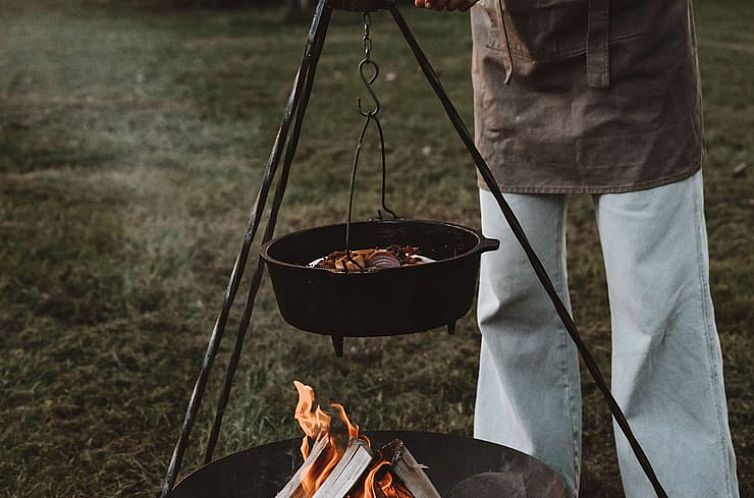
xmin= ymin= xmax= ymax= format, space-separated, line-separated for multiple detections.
xmin=362 ymin=12 xmax=372 ymax=61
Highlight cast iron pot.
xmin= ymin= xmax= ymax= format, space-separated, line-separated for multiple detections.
xmin=261 ymin=219 xmax=499 ymax=339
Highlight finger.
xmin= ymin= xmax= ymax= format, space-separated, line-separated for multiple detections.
xmin=414 ymin=0 xmax=425 ymax=7
xmin=434 ymin=0 xmax=449 ymax=9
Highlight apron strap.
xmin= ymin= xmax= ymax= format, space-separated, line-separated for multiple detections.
xmin=587 ymin=0 xmax=611 ymax=88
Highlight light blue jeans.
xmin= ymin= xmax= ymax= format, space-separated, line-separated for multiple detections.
xmin=474 ymin=171 xmax=739 ymax=497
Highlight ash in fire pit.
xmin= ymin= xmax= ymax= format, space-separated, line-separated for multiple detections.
xmin=276 ymin=381 xmax=441 ymax=498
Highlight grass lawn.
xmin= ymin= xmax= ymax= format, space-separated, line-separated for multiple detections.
xmin=1 ymin=1 xmax=752 ymax=496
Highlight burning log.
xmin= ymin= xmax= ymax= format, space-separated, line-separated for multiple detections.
xmin=275 ymin=381 xmax=442 ymax=498
xmin=382 ymin=440 xmax=441 ymax=498
xmin=312 ymin=438 xmax=373 ymax=498
xmin=275 ymin=437 xmax=374 ymax=498
xmin=275 ymin=436 xmax=330 ymax=498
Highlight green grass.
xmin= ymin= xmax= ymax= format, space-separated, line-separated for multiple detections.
xmin=1 ymin=1 xmax=752 ymax=497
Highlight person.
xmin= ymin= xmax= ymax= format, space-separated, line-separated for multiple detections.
xmin=413 ymin=0 xmax=740 ymax=496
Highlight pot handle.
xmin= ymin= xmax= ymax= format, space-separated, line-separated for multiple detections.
xmin=477 ymin=233 xmax=500 ymax=253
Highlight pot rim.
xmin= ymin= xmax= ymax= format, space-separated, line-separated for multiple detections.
xmin=260 ymin=218 xmax=498 ymax=275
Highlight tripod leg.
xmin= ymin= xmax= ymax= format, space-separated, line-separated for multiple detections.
xmin=387 ymin=6 xmax=668 ymax=498
xmin=159 ymin=3 xmax=332 ymax=495
xmin=203 ymin=1 xmax=333 ymax=465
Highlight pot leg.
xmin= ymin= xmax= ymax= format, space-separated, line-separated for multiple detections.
xmin=331 ymin=336 xmax=344 ymax=358
xmin=447 ymin=322 xmax=456 ymax=335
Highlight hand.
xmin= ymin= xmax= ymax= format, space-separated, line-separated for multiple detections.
xmin=414 ymin=0 xmax=479 ymax=12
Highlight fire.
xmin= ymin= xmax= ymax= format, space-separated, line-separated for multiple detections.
xmin=294 ymin=381 xmax=333 ymax=459
xmin=292 ymin=381 xmax=413 ymax=498
xmin=294 ymin=381 xmax=343 ymax=494
xmin=355 ymin=459 xmax=413 ymax=498
xmin=330 ymin=403 xmax=359 ymax=440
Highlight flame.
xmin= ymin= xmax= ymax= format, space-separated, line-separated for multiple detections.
xmin=354 ymin=459 xmax=413 ymax=498
xmin=377 ymin=470 xmax=414 ymax=498
xmin=294 ymin=381 xmax=344 ymax=493
xmin=292 ymin=381 xmax=414 ymax=498
xmin=331 ymin=402 xmax=360 ymax=440
xmin=361 ymin=460 xmax=390 ymax=498
xmin=294 ymin=380 xmax=334 ymax=460
xmin=294 ymin=381 xmax=330 ymax=439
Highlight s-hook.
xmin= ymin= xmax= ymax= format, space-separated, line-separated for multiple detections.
xmin=357 ymin=13 xmax=380 ymax=117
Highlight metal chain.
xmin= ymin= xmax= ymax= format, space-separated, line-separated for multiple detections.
xmin=362 ymin=12 xmax=372 ymax=61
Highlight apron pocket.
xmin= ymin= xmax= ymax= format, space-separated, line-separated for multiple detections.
xmin=495 ymin=0 xmax=646 ymax=61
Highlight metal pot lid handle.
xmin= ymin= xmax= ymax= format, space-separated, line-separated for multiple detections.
xmin=477 ymin=233 xmax=500 ymax=253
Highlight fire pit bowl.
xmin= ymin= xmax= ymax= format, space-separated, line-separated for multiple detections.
xmin=168 ymin=431 xmax=567 ymax=498
xmin=261 ymin=219 xmax=499 ymax=338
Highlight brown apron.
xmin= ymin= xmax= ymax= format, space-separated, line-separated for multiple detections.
xmin=471 ymin=0 xmax=704 ymax=193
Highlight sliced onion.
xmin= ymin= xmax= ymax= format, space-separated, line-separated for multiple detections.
xmin=365 ymin=251 xmax=401 ymax=269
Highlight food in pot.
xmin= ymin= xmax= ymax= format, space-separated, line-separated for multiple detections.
xmin=310 ymin=245 xmax=431 ymax=272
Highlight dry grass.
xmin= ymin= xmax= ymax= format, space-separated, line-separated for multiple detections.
xmin=1 ymin=1 xmax=752 ymax=496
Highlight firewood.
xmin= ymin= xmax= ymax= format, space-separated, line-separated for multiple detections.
xmin=275 ymin=436 xmax=329 ymax=498
xmin=275 ymin=437 xmax=374 ymax=498
xmin=312 ymin=438 xmax=373 ymax=498
xmin=384 ymin=439 xmax=442 ymax=498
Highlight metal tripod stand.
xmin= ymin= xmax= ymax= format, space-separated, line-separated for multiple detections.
xmin=160 ymin=1 xmax=669 ymax=496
